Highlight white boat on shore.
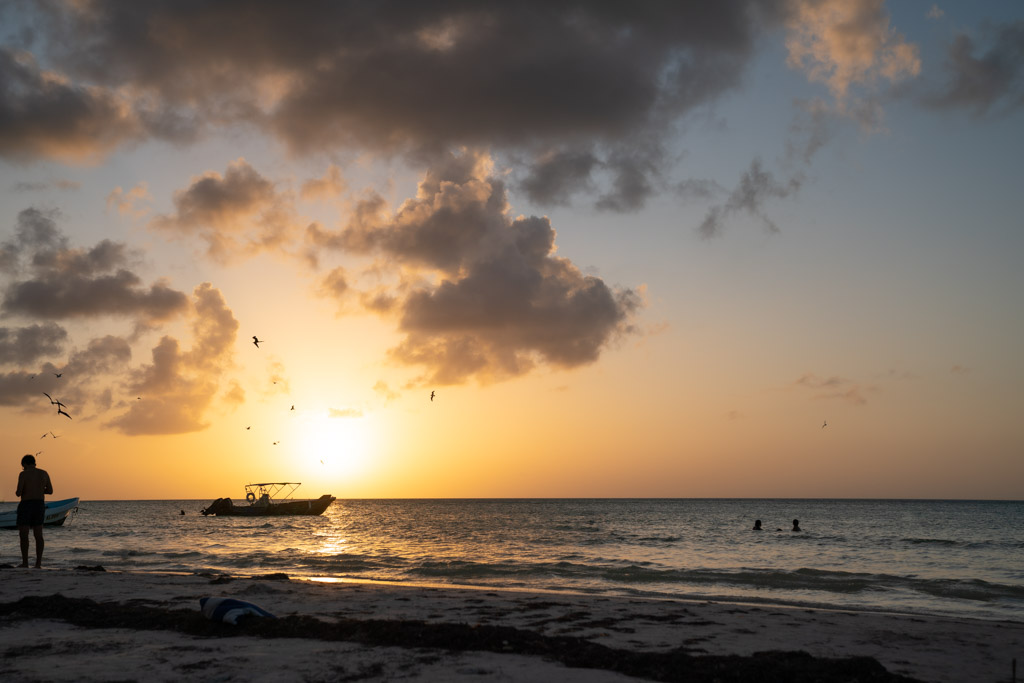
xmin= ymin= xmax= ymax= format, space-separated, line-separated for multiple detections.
xmin=0 ymin=497 xmax=80 ymax=529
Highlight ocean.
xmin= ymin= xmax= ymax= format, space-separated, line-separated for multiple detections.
xmin=4 ymin=498 xmax=1022 ymax=621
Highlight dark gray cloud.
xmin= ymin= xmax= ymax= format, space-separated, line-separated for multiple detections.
xmin=6 ymin=2 xmax=784 ymax=210
xmin=924 ymin=21 xmax=1024 ymax=115
xmin=518 ymin=147 xmax=599 ymax=207
xmin=0 ymin=333 xmax=131 ymax=409
xmin=65 ymin=335 xmax=133 ymax=377
xmin=150 ymin=159 xmax=299 ymax=261
xmin=0 ymin=322 xmax=66 ymax=364
xmin=698 ymin=158 xmax=802 ymax=238
xmin=107 ymin=283 xmax=239 ymax=435
xmin=1 ymin=207 xmax=188 ymax=321
xmin=0 ymin=48 xmax=144 ymax=162
xmin=317 ymin=149 xmax=641 ymax=385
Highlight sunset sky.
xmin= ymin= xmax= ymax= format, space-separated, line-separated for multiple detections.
xmin=0 ymin=1 xmax=1021 ymax=501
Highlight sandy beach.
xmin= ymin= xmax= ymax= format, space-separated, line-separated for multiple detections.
xmin=0 ymin=567 xmax=1020 ymax=682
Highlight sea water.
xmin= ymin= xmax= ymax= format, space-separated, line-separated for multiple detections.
xmin=4 ymin=498 xmax=1022 ymax=621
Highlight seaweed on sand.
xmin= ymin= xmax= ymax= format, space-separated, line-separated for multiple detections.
xmin=0 ymin=594 xmax=920 ymax=683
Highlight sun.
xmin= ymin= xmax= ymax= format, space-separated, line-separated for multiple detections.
xmin=294 ymin=411 xmax=375 ymax=478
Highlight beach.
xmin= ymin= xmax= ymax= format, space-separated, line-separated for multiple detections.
xmin=1 ymin=567 xmax=1020 ymax=682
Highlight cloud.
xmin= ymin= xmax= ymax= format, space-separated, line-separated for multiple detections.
xmin=517 ymin=147 xmax=599 ymax=207
xmin=318 ymin=149 xmax=642 ymax=384
xmin=150 ymin=159 xmax=301 ymax=262
xmin=0 ymin=208 xmax=189 ymax=322
xmin=301 ymin=165 xmax=347 ymax=201
xmin=0 ymin=323 xmax=67 ymax=365
xmin=106 ymin=182 xmax=152 ymax=217
xmin=0 ymin=48 xmax=145 ymax=162
xmin=784 ymin=0 xmax=921 ymax=104
xmin=923 ymin=22 xmax=1024 ymax=116
xmin=8 ymin=2 xmax=789 ymax=211
xmin=793 ymin=372 xmax=873 ymax=405
xmin=0 ymin=333 xmax=131 ymax=410
xmin=12 ymin=179 xmax=80 ymax=192
xmin=927 ymin=5 xmax=945 ymax=21
xmin=106 ymin=283 xmax=239 ymax=435
xmin=373 ymin=380 xmax=399 ymax=402
xmin=698 ymin=158 xmax=801 ymax=238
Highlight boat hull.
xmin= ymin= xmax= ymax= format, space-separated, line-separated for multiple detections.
xmin=0 ymin=497 xmax=80 ymax=530
xmin=202 ymin=494 xmax=335 ymax=517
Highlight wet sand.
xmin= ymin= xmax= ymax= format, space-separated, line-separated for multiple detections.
xmin=0 ymin=567 xmax=1020 ymax=682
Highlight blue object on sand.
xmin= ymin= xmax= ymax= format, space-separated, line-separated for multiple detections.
xmin=199 ymin=597 xmax=276 ymax=625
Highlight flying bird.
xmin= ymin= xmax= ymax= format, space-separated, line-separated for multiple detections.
xmin=272 ymin=441 xmax=280 ymax=445
xmin=57 ymin=407 xmax=72 ymax=420
xmin=822 ymin=420 xmax=828 ymax=429
xmin=43 ymin=392 xmax=67 ymax=409
xmin=253 ymin=336 xmax=264 ymax=348
xmin=53 ymin=372 xmax=62 ymax=378
xmin=430 ymin=391 xmax=435 ymax=402
xmin=290 ymin=405 xmax=295 ymax=411
xmin=246 ymin=426 xmax=251 ymax=430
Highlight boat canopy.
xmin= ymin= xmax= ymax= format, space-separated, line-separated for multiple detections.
xmin=243 ymin=482 xmax=303 ymax=502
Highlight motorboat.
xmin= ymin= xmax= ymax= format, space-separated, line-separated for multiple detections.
xmin=201 ymin=482 xmax=334 ymax=517
xmin=0 ymin=497 xmax=79 ymax=529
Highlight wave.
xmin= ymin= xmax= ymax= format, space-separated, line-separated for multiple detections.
xmin=403 ymin=560 xmax=1024 ymax=605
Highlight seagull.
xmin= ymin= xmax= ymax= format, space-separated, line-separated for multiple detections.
xmin=253 ymin=336 xmax=264 ymax=348
xmin=43 ymin=392 xmax=67 ymax=409
xmin=57 ymin=407 xmax=72 ymax=420
xmin=40 ymin=432 xmax=48 ymax=439
xmin=821 ymin=420 xmax=828 ymax=429
xmin=53 ymin=372 xmax=62 ymax=378
xmin=430 ymin=391 xmax=435 ymax=402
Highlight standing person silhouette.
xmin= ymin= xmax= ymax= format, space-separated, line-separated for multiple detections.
xmin=16 ymin=454 xmax=53 ymax=568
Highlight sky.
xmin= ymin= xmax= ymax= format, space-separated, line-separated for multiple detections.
xmin=0 ymin=1 xmax=1021 ymax=501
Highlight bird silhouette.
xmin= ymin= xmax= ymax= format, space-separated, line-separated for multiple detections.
xmin=822 ymin=420 xmax=828 ymax=429
xmin=53 ymin=372 xmax=62 ymax=378
xmin=43 ymin=392 xmax=67 ymax=409
xmin=272 ymin=441 xmax=280 ymax=445
xmin=253 ymin=336 xmax=264 ymax=348
xmin=57 ymin=407 xmax=72 ymax=420
xmin=246 ymin=426 xmax=251 ymax=430
xmin=290 ymin=405 xmax=295 ymax=411
xmin=40 ymin=432 xmax=48 ymax=439
xmin=430 ymin=391 xmax=435 ymax=402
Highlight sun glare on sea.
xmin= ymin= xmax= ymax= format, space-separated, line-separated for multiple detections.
xmin=295 ymin=411 xmax=375 ymax=479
